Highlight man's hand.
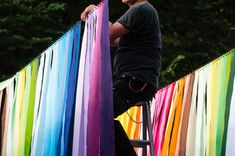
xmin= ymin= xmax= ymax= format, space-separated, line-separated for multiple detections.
xmin=81 ymin=5 xmax=129 ymax=47
xmin=80 ymin=4 xmax=97 ymax=21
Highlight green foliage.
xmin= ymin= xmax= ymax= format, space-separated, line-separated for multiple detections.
xmin=0 ymin=0 xmax=67 ymax=81
xmin=155 ymin=0 xmax=235 ymax=88
xmin=0 ymin=0 xmax=235 ymax=88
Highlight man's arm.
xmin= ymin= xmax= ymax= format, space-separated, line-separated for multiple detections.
xmin=109 ymin=22 xmax=129 ymax=47
xmin=81 ymin=5 xmax=129 ymax=46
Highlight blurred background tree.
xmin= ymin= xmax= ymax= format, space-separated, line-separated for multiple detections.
xmin=0 ymin=0 xmax=235 ymax=89
xmin=0 ymin=0 xmax=66 ymax=80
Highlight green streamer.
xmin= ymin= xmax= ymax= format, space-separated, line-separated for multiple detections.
xmin=24 ymin=60 xmax=39 ymax=156
xmin=221 ymin=50 xmax=235 ymax=154
xmin=216 ymin=55 xmax=228 ymax=156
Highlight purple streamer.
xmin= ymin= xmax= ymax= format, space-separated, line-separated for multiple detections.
xmin=99 ymin=1 xmax=115 ymax=155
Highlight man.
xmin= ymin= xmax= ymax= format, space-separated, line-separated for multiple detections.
xmin=81 ymin=0 xmax=162 ymax=155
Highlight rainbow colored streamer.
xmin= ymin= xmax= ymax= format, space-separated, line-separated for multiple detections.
xmin=72 ymin=1 xmax=114 ymax=156
xmin=0 ymin=1 xmax=114 ymax=155
xmin=0 ymin=23 xmax=81 ymax=156
xmin=1 ymin=0 xmax=234 ymax=155
xmin=118 ymin=49 xmax=235 ymax=156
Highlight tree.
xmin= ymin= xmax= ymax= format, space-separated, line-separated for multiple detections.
xmin=1 ymin=0 xmax=235 ymax=88
xmin=0 ymin=0 xmax=67 ymax=81
xmin=155 ymin=0 xmax=235 ymax=87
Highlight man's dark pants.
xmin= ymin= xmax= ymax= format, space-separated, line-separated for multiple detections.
xmin=113 ymin=75 xmax=156 ymax=156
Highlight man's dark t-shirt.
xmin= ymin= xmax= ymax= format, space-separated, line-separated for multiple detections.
xmin=113 ymin=1 xmax=162 ymax=88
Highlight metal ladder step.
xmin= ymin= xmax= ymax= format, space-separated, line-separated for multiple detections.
xmin=130 ymin=140 xmax=151 ymax=147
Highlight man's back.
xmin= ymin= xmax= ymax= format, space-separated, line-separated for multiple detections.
xmin=113 ymin=1 xmax=162 ymax=88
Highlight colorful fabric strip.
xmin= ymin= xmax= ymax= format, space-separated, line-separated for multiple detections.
xmin=118 ymin=49 xmax=235 ymax=156
xmin=0 ymin=1 xmax=234 ymax=155
xmin=99 ymin=0 xmax=115 ymax=155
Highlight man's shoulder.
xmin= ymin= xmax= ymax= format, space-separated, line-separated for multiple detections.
xmin=124 ymin=2 xmax=156 ymax=15
xmin=132 ymin=2 xmax=158 ymax=17
xmin=135 ymin=2 xmax=156 ymax=10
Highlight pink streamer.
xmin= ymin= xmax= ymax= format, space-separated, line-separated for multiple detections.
xmin=152 ymin=83 xmax=176 ymax=156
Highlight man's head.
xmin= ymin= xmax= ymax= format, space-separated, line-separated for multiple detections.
xmin=122 ymin=0 xmax=147 ymax=6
